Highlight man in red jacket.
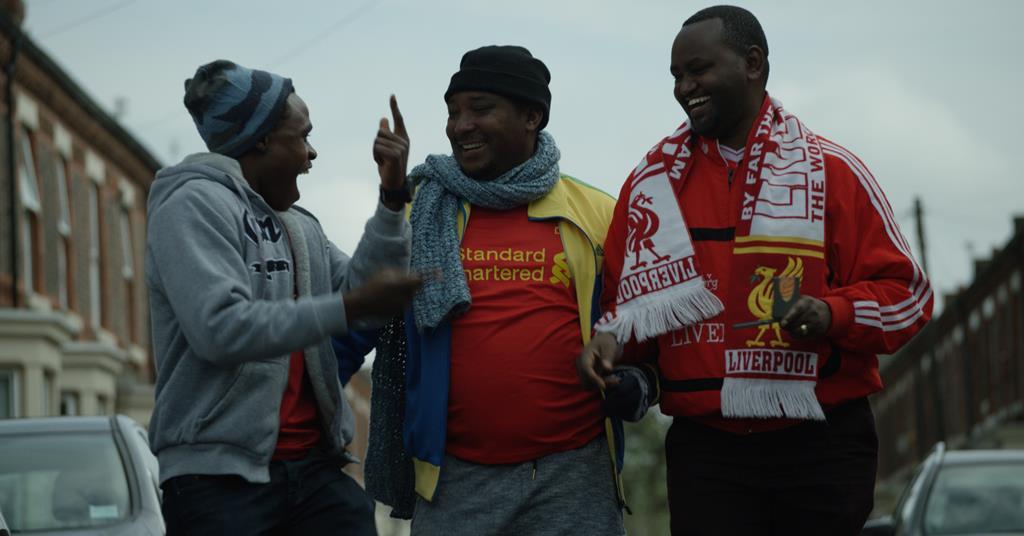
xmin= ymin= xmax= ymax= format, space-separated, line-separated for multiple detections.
xmin=578 ymin=5 xmax=933 ymax=535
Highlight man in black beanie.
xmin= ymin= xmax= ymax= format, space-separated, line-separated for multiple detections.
xmin=368 ymin=45 xmax=631 ymax=535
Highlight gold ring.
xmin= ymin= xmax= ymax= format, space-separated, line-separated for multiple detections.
xmin=799 ymin=323 xmax=809 ymax=335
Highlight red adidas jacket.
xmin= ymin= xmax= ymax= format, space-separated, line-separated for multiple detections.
xmin=604 ymin=135 xmax=933 ymax=434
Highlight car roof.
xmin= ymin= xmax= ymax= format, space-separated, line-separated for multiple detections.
xmin=942 ymin=449 xmax=1024 ymax=465
xmin=0 ymin=416 xmax=113 ymax=434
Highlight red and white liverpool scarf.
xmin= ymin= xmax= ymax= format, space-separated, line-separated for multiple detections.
xmin=593 ymin=125 xmax=724 ymax=342
xmin=598 ymin=96 xmax=829 ymax=420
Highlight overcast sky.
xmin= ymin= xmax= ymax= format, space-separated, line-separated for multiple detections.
xmin=21 ymin=0 xmax=1024 ymax=312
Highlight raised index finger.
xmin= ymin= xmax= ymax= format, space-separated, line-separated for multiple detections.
xmin=389 ymin=94 xmax=407 ymax=138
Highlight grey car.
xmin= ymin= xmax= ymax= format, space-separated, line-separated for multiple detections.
xmin=0 ymin=416 xmax=163 ymax=535
xmin=862 ymin=442 xmax=1024 ymax=536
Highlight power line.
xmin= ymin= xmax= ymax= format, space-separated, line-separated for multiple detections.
xmin=132 ymin=1 xmax=380 ymax=131
xmin=37 ymin=0 xmax=137 ymax=39
xmin=269 ymin=0 xmax=378 ymax=68
xmin=134 ymin=108 xmax=185 ymax=131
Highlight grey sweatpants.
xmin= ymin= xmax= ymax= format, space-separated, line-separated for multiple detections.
xmin=411 ymin=436 xmax=625 ymax=536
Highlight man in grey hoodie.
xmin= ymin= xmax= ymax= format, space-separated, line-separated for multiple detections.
xmin=146 ymin=59 xmax=419 ymax=535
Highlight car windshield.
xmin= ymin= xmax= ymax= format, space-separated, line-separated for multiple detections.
xmin=924 ymin=461 xmax=1024 ymax=534
xmin=0 ymin=430 xmax=130 ymax=531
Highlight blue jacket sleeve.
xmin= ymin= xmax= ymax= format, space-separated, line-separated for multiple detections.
xmin=332 ymin=330 xmax=377 ymax=386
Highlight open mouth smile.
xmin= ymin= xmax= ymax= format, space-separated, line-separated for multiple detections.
xmin=458 ymin=141 xmax=485 ymax=153
xmin=687 ymin=95 xmax=711 ymax=114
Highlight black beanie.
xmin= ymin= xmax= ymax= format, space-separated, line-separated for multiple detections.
xmin=444 ymin=45 xmax=552 ymax=130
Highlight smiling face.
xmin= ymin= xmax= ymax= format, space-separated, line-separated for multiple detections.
xmin=445 ymin=91 xmax=542 ymax=181
xmin=252 ymin=92 xmax=317 ymax=210
xmin=671 ymin=18 xmax=765 ymax=149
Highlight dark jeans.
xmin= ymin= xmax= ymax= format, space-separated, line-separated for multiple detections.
xmin=666 ymin=398 xmax=878 ymax=536
xmin=160 ymin=449 xmax=376 ymax=536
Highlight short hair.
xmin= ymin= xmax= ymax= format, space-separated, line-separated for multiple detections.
xmin=683 ymin=5 xmax=770 ymax=82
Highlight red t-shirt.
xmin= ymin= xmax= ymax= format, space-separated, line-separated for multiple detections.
xmin=272 ymin=353 xmax=322 ymax=460
xmin=446 ymin=205 xmax=604 ymax=464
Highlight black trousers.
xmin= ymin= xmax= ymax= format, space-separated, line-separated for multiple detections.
xmin=160 ymin=448 xmax=376 ymax=536
xmin=666 ymin=398 xmax=878 ymax=536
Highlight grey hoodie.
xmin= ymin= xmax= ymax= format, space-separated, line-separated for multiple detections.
xmin=145 ymin=153 xmax=410 ymax=484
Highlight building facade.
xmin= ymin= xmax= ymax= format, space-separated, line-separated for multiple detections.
xmin=0 ymin=7 xmax=159 ymax=425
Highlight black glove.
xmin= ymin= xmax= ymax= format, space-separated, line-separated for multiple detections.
xmin=602 ymin=366 xmax=652 ymax=422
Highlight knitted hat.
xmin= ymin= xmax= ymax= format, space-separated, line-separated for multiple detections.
xmin=183 ymin=60 xmax=294 ymax=158
xmin=444 ymin=45 xmax=551 ymax=130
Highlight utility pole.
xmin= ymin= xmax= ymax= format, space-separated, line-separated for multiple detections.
xmin=914 ymin=196 xmax=945 ymax=443
xmin=914 ymin=196 xmax=930 ymax=276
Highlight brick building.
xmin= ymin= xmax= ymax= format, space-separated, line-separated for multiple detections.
xmin=0 ymin=5 xmax=159 ymax=424
xmin=0 ymin=6 xmax=395 ymax=527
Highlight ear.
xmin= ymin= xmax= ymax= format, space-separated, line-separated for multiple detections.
xmin=745 ymin=45 xmax=766 ymax=83
xmin=254 ymin=136 xmax=270 ymax=153
xmin=524 ymin=107 xmax=543 ymax=133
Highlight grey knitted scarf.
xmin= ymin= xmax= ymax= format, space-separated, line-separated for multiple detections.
xmin=409 ymin=130 xmax=561 ymax=330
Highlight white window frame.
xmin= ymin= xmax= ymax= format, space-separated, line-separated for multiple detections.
xmin=0 ymin=368 xmax=20 ymax=419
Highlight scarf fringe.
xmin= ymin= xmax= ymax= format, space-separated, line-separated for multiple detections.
xmin=721 ymin=377 xmax=826 ymax=420
xmin=597 ymin=282 xmax=723 ymax=343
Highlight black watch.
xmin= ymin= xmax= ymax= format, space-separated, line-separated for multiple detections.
xmin=379 ymin=180 xmax=413 ymax=205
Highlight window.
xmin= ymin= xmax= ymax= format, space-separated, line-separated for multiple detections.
xmin=0 ymin=369 xmax=19 ymax=419
xmin=41 ymin=374 xmax=52 ymax=416
xmin=88 ymin=183 xmax=102 ymax=329
xmin=119 ymin=209 xmax=132 ymax=279
xmin=21 ymin=218 xmax=33 ymax=296
xmin=0 ymin=431 xmax=131 ymax=531
xmin=59 ymin=391 xmax=79 ymax=416
xmin=120 ymin=207 xmax=135 ymax=342
xmin=924 ymin=462 xmax=1024 ymax=534
xmin=17 ymin=128 xmax=39 ymax=212
xmin=17 ymin=127 xmax=40 ymax=296
xmin=54 ymin=155 xmax=72 ymax=309
xmin=96 ymin=395 xmax=109 ymax=415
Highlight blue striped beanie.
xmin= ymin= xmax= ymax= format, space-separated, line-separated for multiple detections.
xmin=183 ymin=60 xmax=294 ymax=158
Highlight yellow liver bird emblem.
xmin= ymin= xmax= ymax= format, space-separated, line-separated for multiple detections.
xmin=746 ymin=257 xmax=804 ymax=348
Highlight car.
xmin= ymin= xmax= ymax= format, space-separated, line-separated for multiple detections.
xmin=862 ymin=442 xmax=1024 ymax=536
xmin=0 ymin=415 xmax=163 ymax=535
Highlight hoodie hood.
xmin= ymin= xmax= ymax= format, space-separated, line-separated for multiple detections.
xmin=149 ymin=152 xmax=265 ymax=214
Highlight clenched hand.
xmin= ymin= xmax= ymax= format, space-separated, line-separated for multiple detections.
xmin=779 ymin=296 xmax=832 ymax=340
xmin=343 ymin=268 xmax=422 ymax=323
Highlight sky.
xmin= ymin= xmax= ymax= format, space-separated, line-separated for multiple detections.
xmin=20 ymin=0 xmax=1024 ymax=313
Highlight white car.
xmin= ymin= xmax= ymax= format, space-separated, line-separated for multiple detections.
xmin=862 ymin=442 xmax=1024 ymax=536
xmin=0 ymin=416 xmax=163 ymax=535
